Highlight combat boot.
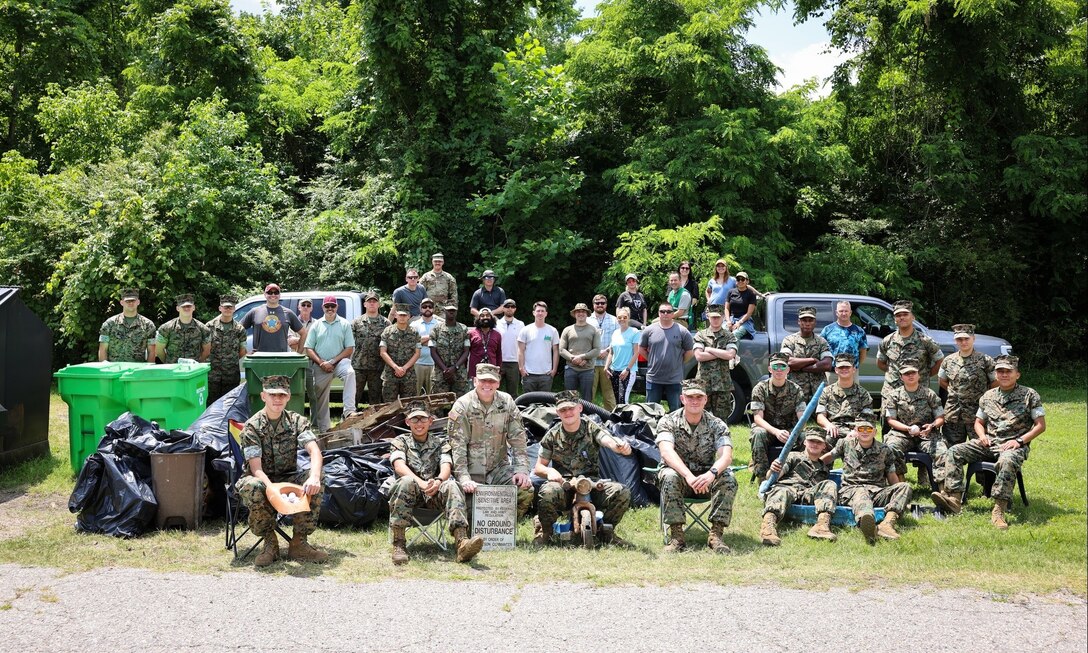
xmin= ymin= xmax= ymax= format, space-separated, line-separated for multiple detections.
xmin=454 ymin=527 xmax=484 ymax=563
xmin=254 ymin=537 xmax=280 ymax=567
xmin=532 ymin=516 xmax=553 ymax=548
xmin=288 ymin=533 xmax=329 ymax=563
xmin=807 ymin=512 xmax=837 ymax=541
xmin=707 ymin=524 xmax=731 ymax=554
xmin=759 ymin=513 xmax=781 ymax=547
xmin=991 ymin=499 xmax=1009 ymax=530
xmin=931 ymin=485 xmax=962 ymax=515
xmin=858 ymin=513 xmax=877 ymax=544
xmin=663 ymin=524 xmax=686 ymax=553
xmin=876 ymin=511 xmax=901 ymax=540
xmin=391 ymin=526 xmax=409 ymax=565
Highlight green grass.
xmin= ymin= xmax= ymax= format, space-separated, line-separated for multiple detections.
xmin=1 ymin=369 xmax=1084 ymax=596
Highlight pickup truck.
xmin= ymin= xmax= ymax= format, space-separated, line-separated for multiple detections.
xmin=638 ymin=292 xmax=1013 ymax=424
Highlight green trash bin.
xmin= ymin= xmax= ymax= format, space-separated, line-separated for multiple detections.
xmin=243 ymin=352 xmax=309 ymax=414
xmin=120 ymin=362 xmax=210 ymax=431
xmin=55 ymin=362 xmax=150 ymax=474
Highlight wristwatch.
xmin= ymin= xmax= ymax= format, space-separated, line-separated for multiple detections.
xmin=1015 ymin=437 xmax=1025 ymax=447
xmin=709 ymin=467 xmax=719 ymax=477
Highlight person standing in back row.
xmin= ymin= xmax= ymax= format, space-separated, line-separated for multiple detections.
xmin=559 ymin=303 xmax=600 ymax=403
xmin=518 ymin=301 xmax=559 ymax=392
xmin=470 ymin=270 xmax=507 ymax=318
xmin=639 ymin=302 xmax=695 ymax=411
xmin=616 ymin=273 xmax=648 ymax=325
xmin=241 ymin=283 xmax=303 ymax=353
xmin=205 ymin=294 xmax=248 ymax=404
xmin=98 ymin=288 xmax=157 ymax=363
xmin=420 ymin=253 xmax=458 ymax=310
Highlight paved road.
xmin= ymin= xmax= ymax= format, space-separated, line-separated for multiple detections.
xmin=1 ymin=564 xmax=1084 ymax=652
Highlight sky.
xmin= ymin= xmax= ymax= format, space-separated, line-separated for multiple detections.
xmin=230 ymin=0 xmax=847 ymax=94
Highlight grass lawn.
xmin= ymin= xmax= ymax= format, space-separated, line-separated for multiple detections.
xmin=1 ymin=369 xmax=1084 ymax=596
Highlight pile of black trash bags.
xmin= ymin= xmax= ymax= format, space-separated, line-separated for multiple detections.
xmin=69 ymin=386 xmax=666 ymax=538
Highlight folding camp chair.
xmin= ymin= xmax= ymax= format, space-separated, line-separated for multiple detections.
xmin=221 ymin=419 xmax=291 ymax=560
xmin=643 ymin=464 xmax=712 ymax=544
xmin=403 ymin=507 xmax=448 ymax=552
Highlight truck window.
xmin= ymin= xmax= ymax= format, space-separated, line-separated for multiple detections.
xmin=781 ymin=300 xmax=835 ymax=333
xmin=852 ymin=302 xmax=895 ymax=338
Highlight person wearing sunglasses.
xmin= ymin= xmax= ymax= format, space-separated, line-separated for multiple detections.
xmin=638 ymin=302 xmax=695 ymax=411
xmin=241 ymin=282 xmax=304 ymax=353
xmin=390 ymin=268 xmax=428 ymax=319
xmin=748 ymin=353 xmax=807 ymax=479
xmin=387 ymin=401 xmax=483 ymax=566
xmin=815 ymin=354 xmax=873 ymax=448
xmin=586 ymin=294 xmax=618 ymax=411
xmin=304 ymin=295 xmax=358 ymax=433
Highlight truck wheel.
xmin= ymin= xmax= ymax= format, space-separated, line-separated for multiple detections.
xmin=727 ymin=384 xmax=747 ymax=424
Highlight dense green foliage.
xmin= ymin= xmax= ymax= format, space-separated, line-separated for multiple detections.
xmin=0 ymin=0 xmax=1082 ymax=365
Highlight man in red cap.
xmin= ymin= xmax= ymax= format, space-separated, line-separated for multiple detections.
xmin=304 ymin=295 xmax=357 ymax=432
xmin=241 ymin=283 xmax=304 ymax=353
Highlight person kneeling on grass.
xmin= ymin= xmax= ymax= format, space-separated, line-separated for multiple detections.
xmin=386 ymin=401 xmax=483 ymax=565
xmin=760 ymin=428 xmax=840 ymax=546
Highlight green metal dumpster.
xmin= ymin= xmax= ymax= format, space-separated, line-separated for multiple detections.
xmin=55 ymin=362 xmax=149 ymax=474
xmin=120 ymin=362 xmax=210 ymax=431
xmin=243 ymin=352 xmax=308 ymax=414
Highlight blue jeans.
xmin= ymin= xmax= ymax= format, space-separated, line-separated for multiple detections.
xmin=564 ymin=367 xmax=594 ymax=402
xmin=729 ymin=319 xmax=756 ymax=339
xmin=646 ymin=381 xmax=681 ymax=412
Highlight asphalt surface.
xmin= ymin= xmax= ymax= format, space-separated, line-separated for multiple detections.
xmin=1 ymin=564 xmax=1084 ymax=653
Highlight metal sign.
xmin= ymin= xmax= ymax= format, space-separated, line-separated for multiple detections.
xmin=470 ymin=485 xmax=517 ymax=550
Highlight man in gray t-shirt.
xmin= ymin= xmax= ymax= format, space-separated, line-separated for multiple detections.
xmin=639 ymin=302 xmax=695 ymax=411
xmin=390 ymin=268 xmax=428 ymax=318
xmin=241 ymin=283 xmax=304 ymax=353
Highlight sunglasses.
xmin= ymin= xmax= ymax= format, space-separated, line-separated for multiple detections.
xmin=680 ymin=266 xmax=690 ymax=270
xmin=594 ymin=301 xmax=606 ymax=305
xmin=323 ymin=304 xmax=337 ymax=309
xmin=265 ymin=290 xmax=280 ymax=295
xmin=659 ymin=309 xmax=675 ymax=314
xmin=407 ymin=416 xmax=430 ymax=424
xmin=406 ymin=275 xmax=419 ymax=279
xmin=770 ymin=363 xmax=788 ymax=371
xmin=856 ymin=426 xmax=875 ymax=434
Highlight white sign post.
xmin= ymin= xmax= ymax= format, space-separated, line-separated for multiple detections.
xmin=470 ymin=484 xmax=518 ymax=551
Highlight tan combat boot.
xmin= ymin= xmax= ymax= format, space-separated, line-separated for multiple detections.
xmin=876 ymin=511 xmax=901 ymax=540
xmin=759 ymin=513 xmax=781 ymax=547
xmin=707 ymin=524 xmax=731 ymax=554
xmin=807 ymin=512 xmax=837 ymax=541
xmin=858 ymin=513 xmax=877 ymax=543
xmin=663 ymin=524 xmax=686 ymax=553
xmin=931 ymin=484 xmax=962 ymax=515
xmin=288 ymin=532 xmax=329 ymax=563
xmin=454 ymin=527 xmax=484 ymax=563
xmin=991 ymin=499 xmax=1010 ymax=530
xmin=532 ymin=516 xmax=552 ymax=548
xmin=391 ymin=526 xmax=409 ymax=565
xmin=254 ymin=537 xmax=280 ymax=567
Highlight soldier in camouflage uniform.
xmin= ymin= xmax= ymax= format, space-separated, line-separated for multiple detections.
xmin=693 ymin=304 xmax=739 ymax=420
xmin=419 ymin=252 xmax=458 ymax=309
xmin=760 ymin=428 xmax=839 ymax=545
xmin=386 ymin=401 xmax=483 ymax=565
xmin=235 ymin=375 xmax=328 ymax=567
xmin=939 ymin=324 xmax=997 ymax=446
xmin=822 ymin=416 xmax=911 ymax=543
xmin=351 ymin=290 xmax=390 ymax=406
xmin=430 ymin=304 xmax=471 ymax=396
xmin=532 ymin=391 xmax=633 ymax=546
xmin=98 ymin=288 xmax=157 ymax=363
xmin=877 ymin=300 xmax=944 ymax=425
xmin=749 ymin=353 xmax=807 ymax=479
xmin=155 ymin=293 xmax=211 ymax=364
xmin=379 ymin=303 xmax=421 ymax=402
xmin=655 ymin=379 xmax=738 ymax=553
xmin=816 ymin=354 xmax=873 ymax=447
xmin=932 ymin=356 xmax=1045 ymax=529
xmin=883 ymin=359 xmax=946 ymax=482
xmin=447 ymin=363 xmax=534 ymax=517
xmin=204 ymin=294 xmax=248 ymax=404
xmin=781 ymin=305 xmax=833 ymax=402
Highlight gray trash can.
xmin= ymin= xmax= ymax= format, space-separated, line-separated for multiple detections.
xmin=150 ymin=451 xmax=206 ymax=529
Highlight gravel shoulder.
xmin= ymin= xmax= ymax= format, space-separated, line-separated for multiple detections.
xmin=1 ymin=564 xmax=1084 ymax=653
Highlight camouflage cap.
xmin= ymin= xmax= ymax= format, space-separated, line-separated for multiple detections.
xmin=475 ymin=363 xmax=500 ymax=381
xmin=555 ymin=390 xmax=581 ymax=409
xmin=393 ymin=303 xmax=411 ymax=315
xmin=570 ymin=302 xmax=590 ymax=316
xmin=803 ymin=427 xmax=827 ymax=444
xmin=220 ymin=294 xmax=239 ymax=307
xmin=834 ymin=353 xmax=855 ymax=368
xmin=175 ymin=293 xmax=195 ymax=307
xmin=262 ymin=375 xmax=291 ymax=395
xmin=892 ymin=300 xmax=913 ymax=315
xmin=769 ymin=352 xmax=790 ymax=366
xmin=431 ymin=252 xmax=444 ymax=261
xmin=706 ymin=304 xmax=725 ymax=318
xmin=121 ymin=288 xmax=140 ymax=300
xmin=994 ymin=355 xmax=1019 ymax=370
xmin=899 ymin=359 xmax=921 ymax=374
xmin=854 ymin=416 xmax=875 ymax=429
xmin=797 ymin=306 xmax=817 ymax=319
xmin=404 ymin=400 xmax=431 ymax=420
xmin=443 ymin=303 xmax=458 ymax=311
xmin=952 ymin=324 xmax=976 ymax=338
xmin=363 ymin=290 xmax=380 ymax=302
xmin=681 ymin=378 xmax=708 ymax=396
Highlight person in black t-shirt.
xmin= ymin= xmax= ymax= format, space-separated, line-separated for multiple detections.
xmin=616 ymin=273 xmax=648 ymax=326
xmin=726 ymin=272 xmax=758 ymax=339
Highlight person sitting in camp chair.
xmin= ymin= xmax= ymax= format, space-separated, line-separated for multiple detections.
xmin=759 ymin=428 xmax=839 ymax=546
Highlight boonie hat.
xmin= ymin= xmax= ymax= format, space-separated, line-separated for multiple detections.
xmin=363 ymin=290 xmax=379 ymax=301
xmin=262 ymin=375 xmax=291 ymax=395
xmin=555 ymin=390 xmax=581 ymax=409
xmin=570 ymin=303 xmax=590 ymax=316
xmin=482 ymin=269 xmax=497 ymax=279
xmin=475 ymin=363 xmax=500 ymax=381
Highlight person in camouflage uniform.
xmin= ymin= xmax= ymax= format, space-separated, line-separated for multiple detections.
xmin=430 ymin=304 xmax=471 ymax=396
xmin=939 ymin=324 xmax=997 ymax=446
xmin=419 ymin=252 xmax=458 ymax=309
xmin=379 ymin=303 xmax=421 ymax=402
xmin=532 ymin=390 xmax=633 ymax=547
xmin=205 ymin=294 xmax=247 ymax=404
xmin=781 ymin=305 xmax=833 ymax=402
xmin=655 ymin=379 xmax=738 ymax=553
xmin=386 ymin=401 xmax=483 ymax=565
xmin=883 ymin=359 xmax=946 ymax=482
xmin=155 ymin=294 xmax=211 ymax=364
xmin=877 ymin=300 xmax=944 ymax=422
xmin=822 ymin=416 xmax=911 ymax=543
xmin=693 ymin=304 xmax=739 ymax=421
xmin=98 ymin=288 xmax=157 ymax=363
xmin=235 ymin=375 xmax=328 ymax=567
xmin=816 ymin=354 xmax=873 ymax=447
xmin=749 ymin=353 xmax=807 ymax=479
xmin=447 ymin=363 xmax=534 ymax=517
xmin=759 ymin=428 xmax=839 ymax=545
xmin=932 ymin=355 xmax=1045 ymax=529
xmin=351 ymin=290 xmax=390 ymax=406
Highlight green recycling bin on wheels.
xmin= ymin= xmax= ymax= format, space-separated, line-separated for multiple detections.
xmin=55 ymin=362 xmax=150 ymax=474
xmin=243 ymin=352 xmax=308 ymax=414
xmin=120 ymin=362 xmax=210 ymax=431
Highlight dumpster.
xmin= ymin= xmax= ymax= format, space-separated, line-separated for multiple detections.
xmin=55 ymin=362 xmax=149 ymax=474
xmin=0 ymin=287 xmax=54 ymax=470
xmin=243 ymin=352 xmax=308 ymax=414
xmin=150 ymin=450 xmax=206 ymax=529
xmin=120 ymin=362 xmax=210 ymax=431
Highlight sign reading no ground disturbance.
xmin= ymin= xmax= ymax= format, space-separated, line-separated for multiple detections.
xmin=470 ymin=485 xmax=517 ymax=551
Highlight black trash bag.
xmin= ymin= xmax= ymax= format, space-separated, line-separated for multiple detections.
xmin=604 ymin=419 xmax=662 ymax=505
xmin=69 ymin=452 xmax=158 ymax=538
xmin=96 ymin=413 xmax=168 ymax=457
xmin=311 ymin=446 xmax=394 ymax=528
